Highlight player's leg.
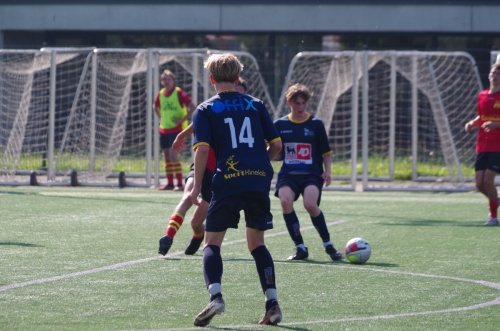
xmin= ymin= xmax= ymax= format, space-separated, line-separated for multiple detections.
xmin=278 ymin=184 xmax=307 ymax=260
xmin=193 ymin=230 xmax=226 ymax=327
xmin=194 ymin=196 xmax=233 ymax=327
xmin=475 ymin=170 xmax=488 ymax=197
xmin=476 ymin=153 xmax=500 ymax=226
xmin=168 ymin=142 xmax=184 ymax=191
xmin=158 ymin=178 xmax=195 ymax=255
xmin=303 ymin=183 xmax=342 ymax=260
xmin=159 ymin=147 xmax=175 ymax=190
xmin=185 ymin=167 xmax=212 ymax=254
xmin=184 ymin=200 xmax=208 ymax=255
xmin=482 ymin=169 xmax=499 ymax=226
xmin=244 ymin=194 xmax=282 ymax=325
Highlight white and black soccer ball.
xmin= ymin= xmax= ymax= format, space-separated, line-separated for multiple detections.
xmin=344 ymin=237 xmax=371 ymax=264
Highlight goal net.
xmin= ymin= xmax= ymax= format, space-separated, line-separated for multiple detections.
xmin=0 ymin=48 xmax=274 ymax=187
xmin=275 ymin=51 xmax=482 ymax=191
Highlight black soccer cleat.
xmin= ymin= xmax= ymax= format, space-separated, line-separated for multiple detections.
xmin=325 ymin=244 xmax=343 ymax=261
xmin=158 ymin=236 xmax=173 ymax=256
xmin=287 ymin=247 xmax=308 ymax=260
xmin=184 ymin=236 xmax=204 ymax=255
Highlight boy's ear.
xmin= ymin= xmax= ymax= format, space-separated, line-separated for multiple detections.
xmin=209 ymin=75 xmax=216 ymax=84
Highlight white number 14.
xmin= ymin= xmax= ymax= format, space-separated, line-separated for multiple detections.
xmin=224 ymin=117 xmax=255 ymax=148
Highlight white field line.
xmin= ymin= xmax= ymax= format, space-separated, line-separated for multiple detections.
xmin=0 ymin=220 xmax=347 ymax=293
xmin=134 ymin=263 xmax=500 ymax=331
xmin=4 ymin=218 xmax=500 ymax=330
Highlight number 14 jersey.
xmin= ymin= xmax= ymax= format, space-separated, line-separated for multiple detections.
xmin=192 ymin=91 xmax=281 ymax=200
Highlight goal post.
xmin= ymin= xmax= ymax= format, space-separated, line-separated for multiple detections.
xmin=0 ymin=47 xmax=275 ymax=187
xmin=275 ymin=51 xmax=482 ymax=191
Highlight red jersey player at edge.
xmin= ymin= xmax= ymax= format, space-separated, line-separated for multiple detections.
xmin=465 ymin=62 xmax=500 ymax=226
xmin=154 ymin=69 xmax=196 ymax=191
xmin=189 ymin=53 xmax=283 ymax=327
xmin=273 ymin=83 xmax=343 ymax=261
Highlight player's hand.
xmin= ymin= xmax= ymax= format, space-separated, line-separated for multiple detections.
xmin=464 ymin=121 xmax=472 ymax=133
xmin=189 ymin=186 xmax=202 ymax=206
xmin=172 ymin=137 xmax=185 ymax=152
xmin=482 ymin=121 xmax=497 ymax=132
xmin=322 ymin=172 xmax=332 ymax=187
xmin=173 ymin=116 xmax=185 ymax=125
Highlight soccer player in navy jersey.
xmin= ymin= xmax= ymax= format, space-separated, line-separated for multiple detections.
xmin=465 ymin=62 xmax=500 ymax=226
xmin=189 ymin=53 xmax=283 ymax=327
xmin=274 ymin=83 xmax=343 ymax=261
xmin=157 ymin=78 xmax=250 ymax=256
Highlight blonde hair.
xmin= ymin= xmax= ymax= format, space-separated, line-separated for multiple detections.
xmin=204 ymin=53 xmax=243 ymax=83
xmin=285 ymin=83 xmax=313 ymax=102
xmin=160 ymin=69 xmax=176 ymax=81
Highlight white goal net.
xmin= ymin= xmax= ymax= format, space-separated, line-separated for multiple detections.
xmin=0 ymin=48 xmax=274 ymax=187
xmin=275 ymin=51 xmax=482 ymax=191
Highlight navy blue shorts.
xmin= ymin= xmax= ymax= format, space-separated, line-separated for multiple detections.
xmin=186 ymin=163 xmax=213 ymax=203
xmin=160 ymin=132 xmax=178 ymax=149
xmin=475 ymin=152 xmax=500 ymax=173
xmin=205 ymin=192 xmax=273 ymax=232
xmin=274 ymin=173 xmax=323 ymax=205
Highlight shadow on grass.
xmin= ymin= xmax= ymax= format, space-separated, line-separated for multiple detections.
xmin=210 ymin=326 xmax=310 ymax=331
xmin=377 ymin=219 xmax=486 ymax=227
xmin=0 ymin=189 xmax=170 ymax=206
xmin=0 ymin=190 xmax=39 ymax=196
xmin=223 ymin=258 xmax=398 ymax=268
xmin=0 ymin=242 xmax=43 ymax=247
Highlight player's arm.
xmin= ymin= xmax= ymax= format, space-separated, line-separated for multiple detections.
xmin=322 ymin=151 xmax=333 ymax=187
xmin=185 ymin=101 xmax=196 ymax=120
xmin=465 ymin=116 xmax=480 ymax=133
xmin=172 ymin=123 xmax=194 ymax=152
xmin=154 ymin=94 xmax=161 ymax=118
xmin=267 ymin=137 xmax=282 ymax=161
xmin=190 ymin=143 xmax=209 ymax=206
xmin=175 ymin=101 xmax=196 ymax=124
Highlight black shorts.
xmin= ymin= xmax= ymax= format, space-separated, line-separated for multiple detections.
xmin=475 ymin=152 xmax=500 ymax=173
xmin=205 ymin=192 xmax=273 ymax=232
xmin=186 ymin=163 xmax=213 ymax=203
xmin=274 ymin=173 xmax=323 ymax=205
xmin=160 ymin=132 xmax=179 ymax=149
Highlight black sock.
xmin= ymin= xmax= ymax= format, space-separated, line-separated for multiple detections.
xmin=283 ymin=211 xmax=303 ymax=245
xmin=203 ymin=245 xmax=223 ymax=288
xmin=210 ymin=293 xmax=222 ymax=301
xmin=251 ymin=245 xmax=276 ymax=293
xmin=311 ymin=211 xmax=330 ymax=242
xmin=265 ymin=299 xmax=278 ymax=310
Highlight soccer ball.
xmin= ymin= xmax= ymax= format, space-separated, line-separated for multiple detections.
xmin=344 ymin=237 xmax=371 ymax=264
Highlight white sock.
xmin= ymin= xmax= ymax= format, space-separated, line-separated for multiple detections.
xmin=265 ymin=288 xmax=277 ymax=302
xmin=296 ymin=244 xmax=306 ymax=251
xmin=208 ymin=283 xmax=221 ymax=296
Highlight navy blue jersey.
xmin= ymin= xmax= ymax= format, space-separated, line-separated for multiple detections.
xmin=274 ymin=113 xmax=332 ymax=176
xmin=192 ymin=91 xmax=280 ymax=200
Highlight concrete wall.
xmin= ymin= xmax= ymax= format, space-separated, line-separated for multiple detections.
xmin=1 ymin=3 xmax=499 ymax=33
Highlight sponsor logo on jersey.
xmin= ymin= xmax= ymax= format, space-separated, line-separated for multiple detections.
xmin=284 ymin=143 xmax=312 ymax=164
xmin=223 ymin=155 xmax=267 ymax=179
xmin=211 ymin=97 xmax=257 ymax=113
xmin=304 ymin=128 xmax=315 ymax=137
